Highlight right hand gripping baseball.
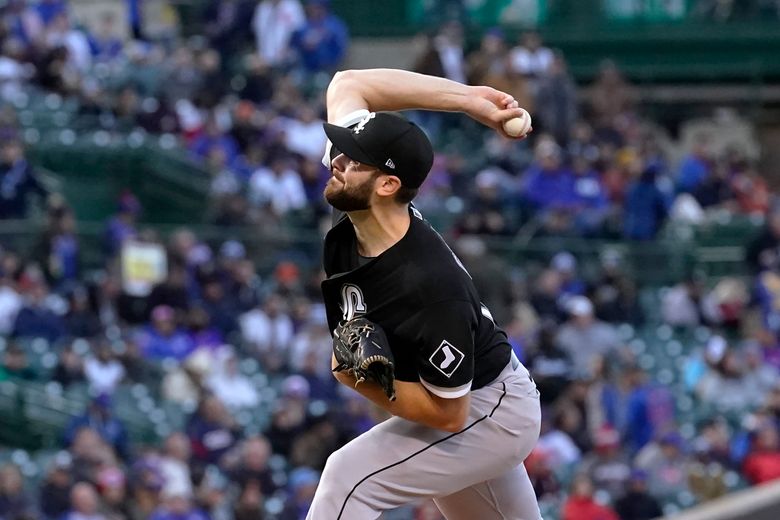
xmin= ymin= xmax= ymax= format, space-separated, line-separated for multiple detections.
xmin=333 ymin=317 xmax=396 ymax=401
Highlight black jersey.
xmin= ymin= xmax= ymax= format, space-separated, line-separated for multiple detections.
xmin=321 ymin=207 xmax=511 ymax=398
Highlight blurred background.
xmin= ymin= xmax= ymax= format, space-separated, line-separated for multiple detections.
xmin=2 ymin=0 xmax=780 ymax=519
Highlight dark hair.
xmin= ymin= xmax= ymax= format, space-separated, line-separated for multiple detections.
xmin=394 ymin=186 xmax=418 ymax=205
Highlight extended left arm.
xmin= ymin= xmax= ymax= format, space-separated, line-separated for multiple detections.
xmin=332 ymin=354 xmax=470 ymax=433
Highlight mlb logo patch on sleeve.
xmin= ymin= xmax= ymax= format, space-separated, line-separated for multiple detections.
xmin=429 ymin=340 xmax=465 ymax=378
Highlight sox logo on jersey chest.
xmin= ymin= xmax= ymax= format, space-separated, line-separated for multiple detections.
xmin=340 ymin=283 xmax=367 ymax=321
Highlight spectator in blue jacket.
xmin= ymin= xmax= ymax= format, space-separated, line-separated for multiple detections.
xmin=289 ymin=0 xmax=348 ymax=74
xmin=64 ymin=394 xmax=130 ymax=461
xmin=12 ymin=277 xmax=65 ymax=343
xmin=623 ymin=164 xmax=671 ymax=240
xmin=135 ymin=305 xmax=195 ymax=361
xmin=0 ymin=137 xmax=49 ymax=220
xmin=522 ymin=139 xmax=575 ymax=214
xmin=677 ymin=133 xmax=713 ymax=194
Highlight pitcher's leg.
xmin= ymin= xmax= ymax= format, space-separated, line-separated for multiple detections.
xmin=434 ymin=463 xmax=542 ymax=520
xmin=307 ymin=394 xmax=529 ymax=519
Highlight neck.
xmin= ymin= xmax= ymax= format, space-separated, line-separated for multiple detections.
xmin=347 ymin=204 xmax=411 ymax=258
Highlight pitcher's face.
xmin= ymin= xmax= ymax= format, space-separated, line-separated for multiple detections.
xmin=324 ymin=153 xmax=380 ymax=212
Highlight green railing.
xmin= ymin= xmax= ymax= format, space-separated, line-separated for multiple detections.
xmin=0 ymin=215 xmax=759 ymax=286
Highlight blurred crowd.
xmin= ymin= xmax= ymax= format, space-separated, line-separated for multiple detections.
xmin=0 ymin=0 xmax=774 ymax=237
xmin=2 ymin=1 xmax=780 ymax=520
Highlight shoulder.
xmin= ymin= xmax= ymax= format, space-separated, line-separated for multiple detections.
xmin=403 ymin=219 xmax=474 ymax=301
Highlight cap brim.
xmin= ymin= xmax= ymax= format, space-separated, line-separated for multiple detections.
xmin=323 ymin=123 xmax=378 ymax=167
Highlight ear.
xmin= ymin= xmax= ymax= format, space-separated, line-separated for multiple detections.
xmin=375 ymin=174 xmax=402 ymax=198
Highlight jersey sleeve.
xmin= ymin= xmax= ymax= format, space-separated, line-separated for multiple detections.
xmin=413 ymin=300 xmax=477 ymax=399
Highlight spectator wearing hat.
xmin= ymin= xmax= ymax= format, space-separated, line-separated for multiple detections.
xmin=135 ymin=305 xmax=195 ymax=361
xmin=186 ymin=305 xmax=224 ymax=352
xmin=39 ymin=451 xmax=74 ymax=520
xmin=624 ymin=364 xmax=675 ymax=454
xmin=530 ymin=268 xmax=566 ymax=323
xmin=64 ymin=285 xmax=103 ymax=339
xmin=0 ymin=254 xmax=23 ymax=336
xmin=581 ymin=426 xmax=631 ymax=501
xmin=661 ymin=271 xmax=712 ymax=328
xmin=0 ymin=342 xmax=36 ymax=381
xmin=251 ymin=0 xmax=305 ymax=68
xmin=742 ymin=421 xmax=780 ymax=485
xmin=535 ymin=52 xmax=579 ymax=146
xmin=524 ymin=448 xmax=562 ymax=502
xmin=556 ymin=295 xmax=620 ymax=372
xmin=561 ymin=474 xmax=619 ymax=520
xmin=64 ymin=395 xmax=130 ymax=461
xmin=521 ymin=139 xmax=575 ymax=217
xmin=149 ymin=485 xmax=208 ymax=520
xmin=527 ymin=321 xmax=573 ymax=404
xmin=240 ymin=293 xmax=294 ymax=364
xmin=467 ymin=27 xmax=533 ymax=115
xmin=536 ymin=407 xmax=582 ymax=472
xmin=290 ymin=0 xmax=349 ymax=74
xmin=233 ymin=479 xmax=265 ymax=520
xmin=12 ymin=274 xmax=65 ymax=343
xmin=159 ymin=432 xmax=193 ymax=501
xmin=197 ymin=274 xmax=238 ymax=338
xmin=248 ymin=154 xmax=307 ymax=218
xmin=589 ymin=250 xmax=643 ymax=325
xmin=636 ymin=431 xmax=691 ymax=499
xmin=223 ymin=258 xmax=262 ymax=314
xmin=279 ymin=467 xmax=320 ymax=520
xmin=265 ymin=375 xmax=312 ymax=458
xmin=186 ymin=394 xmax=241 ymax=467
xmin=696 ymin=338 xmax=765 ymax=412
xmin=623 ymin=162 xmax=672 ymax=241
xmin=102 ymin=192 xmax=140 ymax=258
xmin=614 ymin=469 xmax=663 ymax=520
xmin=0 ymin=137 xmax=48 ymax=220
xmin=223 ymin=436 xmax=277 ymax=497
xmin=147 ymin=264 xmax=192 ymax=318
xmin=550 ymin=251 xmax=586 ymax=299
xmin=206 ymin=348 xmax=259 ymax=410
xmin=84 ymin=342 xmax=125 ymax=395
xmin=95 ymin=465 xmax=129 ymax=520
xmin=570 ymin=152 xmax=609 ymax=235
xmin=129 ymin=457 xmax=165 ymax=520
xmin=34 ymin=201 xmax=80 ymax=289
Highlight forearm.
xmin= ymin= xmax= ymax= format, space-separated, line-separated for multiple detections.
xmin=326 ymin=68 xmax=527 ymax=139
xmin=332 ymin=355 xmax=468 ymax=432
xmin=326 ymin=68 xmax=472 ymax=122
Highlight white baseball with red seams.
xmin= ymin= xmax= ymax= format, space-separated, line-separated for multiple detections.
xmin=503 ymin=108 xmax=532 ymax=137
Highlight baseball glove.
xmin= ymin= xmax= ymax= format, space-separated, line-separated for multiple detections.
xmin=333 ymin=317 xmax=396 ymax=401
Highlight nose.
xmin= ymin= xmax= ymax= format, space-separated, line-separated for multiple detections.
xmin=331 ymin=153 xmax=347 ymax=173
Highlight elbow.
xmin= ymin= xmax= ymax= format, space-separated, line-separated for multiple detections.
xmin=327 ymin=70 xmax=360 ymax=100
xmin=435 ymin=408 xmax=469 ymax=433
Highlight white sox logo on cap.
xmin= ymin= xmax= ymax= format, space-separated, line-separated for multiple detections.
xmin=353 ymin=112 xmax=376 ymax=134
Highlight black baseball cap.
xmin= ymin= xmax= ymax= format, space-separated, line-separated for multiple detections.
xmin=323 ymin=112 xmax=434 ymax=189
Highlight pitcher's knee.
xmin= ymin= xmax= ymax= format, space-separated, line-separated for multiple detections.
xmin=316 ymin=445 xmax=385 ymax=514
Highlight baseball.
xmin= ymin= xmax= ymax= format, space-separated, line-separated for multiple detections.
xmin=503 ymin=110 xmax=532 ymax=137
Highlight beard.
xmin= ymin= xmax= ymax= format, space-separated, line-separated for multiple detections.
xmin=323 ymin=172 xmax=377 ymax=212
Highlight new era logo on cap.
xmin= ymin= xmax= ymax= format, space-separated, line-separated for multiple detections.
xmin=385 ymin=159 xmax=395 ymax=169
xmin=429 ymin=340 xmax=465 ymax=378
